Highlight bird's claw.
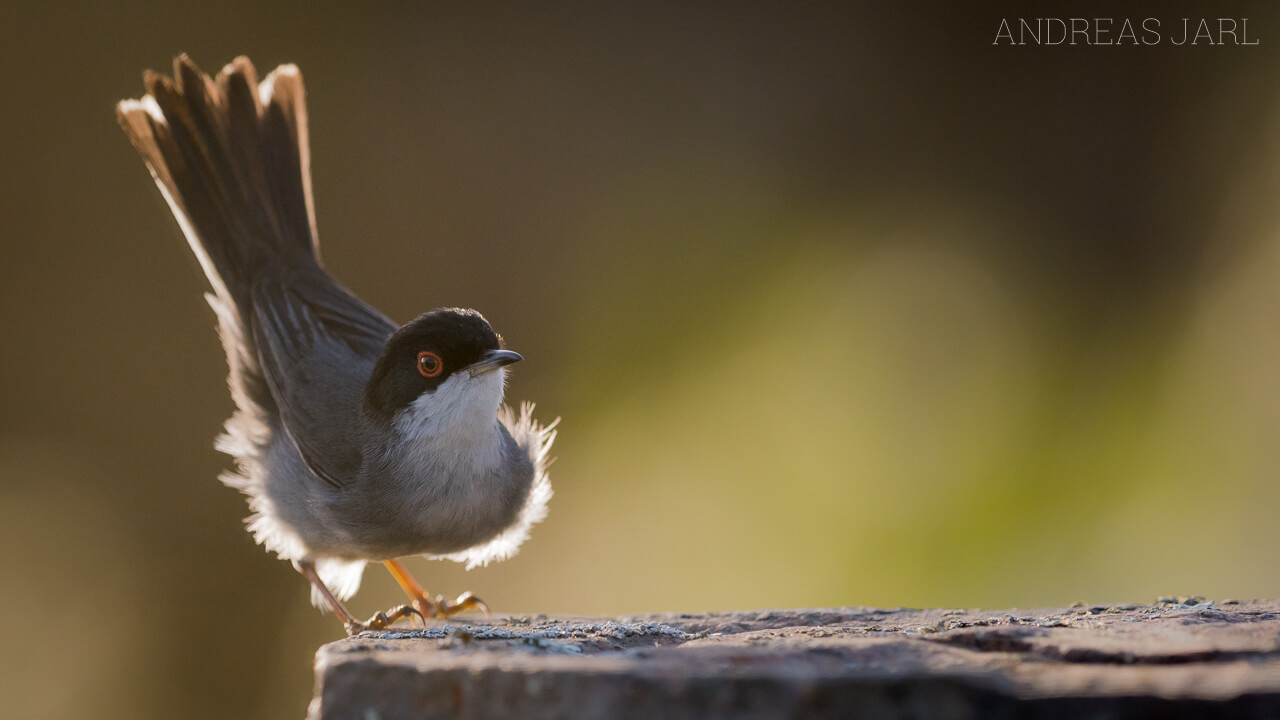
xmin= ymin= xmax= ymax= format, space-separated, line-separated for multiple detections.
xmin=413 ymin=591 xmax=490 ymax=619
xmin=447 ymin=591 xmax=491 ymax=618
xmin=343 ymin=603 xmax=425 ymax=636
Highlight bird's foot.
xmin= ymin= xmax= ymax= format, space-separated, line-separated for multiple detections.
xmin=381 ymin=559 xmax=491 ymax=620
xmin=413 ymin=591 xmax=490 ymax=619
xmin=342 ymin=604 xmax=425 ymax=636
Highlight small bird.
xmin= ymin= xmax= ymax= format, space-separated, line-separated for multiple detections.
xmin=117 ymin=55 xmax=556 ymax=635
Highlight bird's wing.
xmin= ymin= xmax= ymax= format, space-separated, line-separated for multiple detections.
xmin=251 ymin=271 xmax=397 ymax=488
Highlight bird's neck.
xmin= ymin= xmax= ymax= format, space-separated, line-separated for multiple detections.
xmin=389 ymin=371 xmax=508 ymax=475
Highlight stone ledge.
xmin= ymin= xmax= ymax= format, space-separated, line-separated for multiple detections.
xmin=308 ymin=599 xmax=1280 ymax=719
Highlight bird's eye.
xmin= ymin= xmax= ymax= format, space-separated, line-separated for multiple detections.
xmin=417 ymin=351 xmax=443 ymax=378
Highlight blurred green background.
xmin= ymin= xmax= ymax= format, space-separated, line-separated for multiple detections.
xmin=3 ymin=1 xmax=1280 ymax=718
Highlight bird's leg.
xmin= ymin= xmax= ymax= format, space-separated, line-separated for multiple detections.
xmin=382 ymin=558 xmax=490 ymax=619
xmin=296 ymin=559 xmax=424 ymax=636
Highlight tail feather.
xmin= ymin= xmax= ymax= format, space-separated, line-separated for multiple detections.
xmin=117 ymin=55 xmax=324 ymax=434
xmin=256 ymin=64 xmax=319 ymax=258
xmin=117 ymin=55 xmax=319 ymax=305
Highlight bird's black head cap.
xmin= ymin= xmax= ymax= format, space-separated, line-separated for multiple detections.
xmin=364 ymin=308 xmax=502 ymax=420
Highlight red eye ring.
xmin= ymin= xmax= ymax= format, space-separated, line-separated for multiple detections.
xmin=417 ymin=351 xmax=443 ymax=378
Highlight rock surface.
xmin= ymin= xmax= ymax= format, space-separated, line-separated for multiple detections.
xmin=309 ymin=598 xmax=1280 ymax=719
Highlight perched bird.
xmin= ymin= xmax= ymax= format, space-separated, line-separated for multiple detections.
xmin=116 ymin=55 xmax=556 ymax=635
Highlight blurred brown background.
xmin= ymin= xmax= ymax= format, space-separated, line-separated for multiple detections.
xmin=3 ymin=1 xmax=1280 ymax=718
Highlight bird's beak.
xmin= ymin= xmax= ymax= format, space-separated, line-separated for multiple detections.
xmin=466 ymin=349 xmax=523 ymax=378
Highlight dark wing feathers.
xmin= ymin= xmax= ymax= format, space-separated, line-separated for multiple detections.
xmin=251 ymin=274 xmax=396 ymax=488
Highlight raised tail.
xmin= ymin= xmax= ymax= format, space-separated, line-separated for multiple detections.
xmin=117 ymin=54 xmax=319 ymax=304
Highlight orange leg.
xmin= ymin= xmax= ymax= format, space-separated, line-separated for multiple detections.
xmin=297 ymin=559 xmax=423 ymax=636
xmin=382 ymin=558 xmax=490 ymax=619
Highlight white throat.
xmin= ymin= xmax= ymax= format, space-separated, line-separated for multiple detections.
xmin=392 ymin=369 xmax=508 ymax=474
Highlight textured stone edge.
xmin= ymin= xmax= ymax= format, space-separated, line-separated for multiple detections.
xmin=308 ymin=601 xmax=1280 ymax=720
